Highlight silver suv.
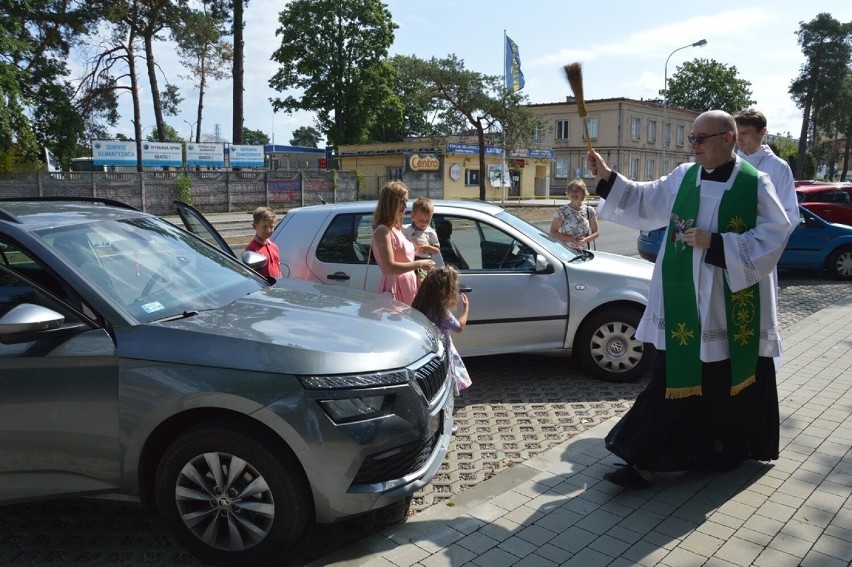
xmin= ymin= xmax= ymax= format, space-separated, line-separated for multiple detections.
xmin=0 ymin=198 xmax=452 ymax=565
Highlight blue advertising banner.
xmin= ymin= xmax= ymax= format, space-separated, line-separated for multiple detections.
xmin=447 ymin=142 xmax=503 ymax=156
xmin=229 ymin=145 xmax=265 ymax=168
xmin=186 ymin=143 xmax=225 ymax=167
xmin=141 ymin=142 xmax=183 ymax=167
xmin=92 ymin=140 xmax=137 ymax=167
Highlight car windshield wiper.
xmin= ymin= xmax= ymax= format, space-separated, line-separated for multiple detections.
xmin=151 ymin=310 xmax=199 ymax=323
xmin=567 ymin=248 xmax=593 ymax=262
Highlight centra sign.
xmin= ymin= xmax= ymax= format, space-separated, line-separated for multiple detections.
xmin=407 ymin=153 xmax=440 ymax=171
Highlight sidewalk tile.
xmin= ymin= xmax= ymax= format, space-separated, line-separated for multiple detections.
xmin=714 ymin=535 xmax=764 ymax=566
xmin=660 ymin=546 xmax=707 ymax=566
xmin=470 ymin=546 xmax=518 ymax=567
xmin=496 ymin=534 xmax=537 ymax=558
xmin=588 ymin=533 xmax=632 ymax=557
xmin=419 ymin=544 xmax=476 ymax=566
xmin=622 ymin=539 xmax=671 ymax=566
xmin=769 ymin=531 xmax=814 ymax=557
xmin=811 ymin=532 xmax=852 ymax=563
xmin=753 ymin=546 xmax=804 ymax=567
xmin=548 ymin=525 xmax=597 ymax=554
xmin=456 ymin=531 xmax=499 ymax=555
xmin=678 ymin=529 xmax=726 ymax=556
xmin=561 ymin=547 xmax=613 ymax=566
xmin=800 ymin=549 xmax=850 ymax=567
xmin=790 ymin=504 xmax=835 ymax=528
xmin=514 ymin=523 xmax=557 ymax=546
xmin=534 ymin=542 xmax=572 ymax=564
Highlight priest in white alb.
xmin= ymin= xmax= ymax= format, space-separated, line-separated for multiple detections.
xmin=587 ymin=110 xmax=794 ymax=489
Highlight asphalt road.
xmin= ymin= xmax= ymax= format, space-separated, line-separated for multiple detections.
xmin=1 ymin=206 xmax=849 ymax=566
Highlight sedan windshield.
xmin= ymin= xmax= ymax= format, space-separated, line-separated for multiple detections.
xmin=495 ymin=210 xmax=583 ymax=263
xmin=39 ymin=217 xmax=266 ymax=323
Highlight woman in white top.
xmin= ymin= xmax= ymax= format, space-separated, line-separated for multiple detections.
xmin=549 ymin=178 xmax=600 ymax=249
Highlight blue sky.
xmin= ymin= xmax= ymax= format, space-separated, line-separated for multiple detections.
xmin=94 ymin=1 xmax=852 ymax=144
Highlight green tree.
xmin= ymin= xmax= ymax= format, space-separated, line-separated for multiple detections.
xmin=268 ymin=0 xmax=397 ymax=148
xmin=145 ymin=123 xmax=181 ymax=142
xmin=1 ymin=0 xmax=96 ymax=169
xmin=173 ymin=5 xmax=232 ymax=143
xmin=662 ymin=58 xmax=755 ymax=115
xmin=290 ymin=126 xmax=321 ymax=147
xmin=789 ymin=13 xmax=852 ymax=179
xmin=371 ymin=54 xmax=442 ymax=142
xmin=412 ymin=54 xmax=539 ymax=200
xmin=242 ymin=127 xmax=269 ymax=145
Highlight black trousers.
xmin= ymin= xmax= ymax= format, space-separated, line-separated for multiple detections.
xmin=605 ymin=350 xmax=779 ymax=472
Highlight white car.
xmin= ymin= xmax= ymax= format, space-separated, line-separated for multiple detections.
xmin=269 ymin=200 xmax=654 ymax=383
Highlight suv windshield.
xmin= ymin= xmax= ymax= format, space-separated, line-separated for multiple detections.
xmin=38 ymin=216 xmax=265 ymax=323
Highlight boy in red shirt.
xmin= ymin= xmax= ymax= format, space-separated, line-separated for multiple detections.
xmin=244 ymin=206 xmax=281 ymax=278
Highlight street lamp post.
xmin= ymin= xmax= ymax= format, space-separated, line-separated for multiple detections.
xmin=183 ymin=119 xmax=198 ymax=143
xmin=662 ymin=39 xmax=707 ymax=170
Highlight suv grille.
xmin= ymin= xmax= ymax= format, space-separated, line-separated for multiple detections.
xmin=413 ymin=354 xmax=449 ymax=402
xmin=352 ymin=430 xmax=440 ymax=485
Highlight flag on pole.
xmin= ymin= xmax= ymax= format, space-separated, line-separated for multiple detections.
xmin=505 ymin=35 xmax=525 ymax=92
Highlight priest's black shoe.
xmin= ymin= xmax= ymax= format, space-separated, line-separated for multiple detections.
xmin=604 ymin=464 xmax=652 ymax=489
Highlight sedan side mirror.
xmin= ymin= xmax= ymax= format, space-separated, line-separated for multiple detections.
xmin=535 ymin=254 xmax=555 ymax=274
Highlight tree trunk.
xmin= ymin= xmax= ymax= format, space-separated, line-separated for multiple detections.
xmin=795 ymin=96 xmax=812 ymax=180
xmin=841 ymin=114 xmax=851 ymax=181
xmin=144 ymin=35 xmax=165 ymax=142
xmin=196 ymin=57 xmax=206 ymax=144
xmin=232 ymin=0 xmax=244 ymax=145
xmin=476 ymin=119 xmax=487 ymax=201
xmin=128 ymin=31 xmax=143 ymax=172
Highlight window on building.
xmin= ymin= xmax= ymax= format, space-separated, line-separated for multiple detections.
xmin=662 ymin=159 xmax=670 ymax=175
xmin=629 ymin=156 xmax=640 ymax=179
xmin=465 ymin=169 xmax=480 ymax=186
xmin=647 ymin=120 xmax=656 ymax=143
xmin=676 ymin=125 xmax=685 ymax=146
xmin=533 ymin=125 xmax=543 ymax=143
xmin=664 ymin=122 xmax=671 ymax=146
xmin=554 ymin=158 xmax=569 ymax=179
xmin=631 ymin=117 xmax=641 ymax=141
xmin=387 ymin=167 xmax=403 ymax=181
xmin=645 ymin=159 xmax=655 ymax=180
xmin=556 ymin=120 xmax=570 ymax=140
xmin=582 ymin=117 xmax=598 ymax=140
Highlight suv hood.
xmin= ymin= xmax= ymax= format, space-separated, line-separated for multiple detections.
xmin=118 ymin=280 xmax=440 ymax=374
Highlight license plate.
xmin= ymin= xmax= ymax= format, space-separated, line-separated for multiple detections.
xmin=640 ymin=230 xmax=650 ymax=237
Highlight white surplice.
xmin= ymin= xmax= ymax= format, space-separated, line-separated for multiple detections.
xmin=737 ymin=145 xmax=799 ymax=226
xmin=598 ymin=157 xmax=793 ymax=362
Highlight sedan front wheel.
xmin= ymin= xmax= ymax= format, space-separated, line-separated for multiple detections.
xmin=575 ymin=305 xmax=652 ymax=383
xmin=155 ymin=421 xmax=311 ymax=566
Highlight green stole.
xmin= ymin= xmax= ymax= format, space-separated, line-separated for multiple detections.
xmin=662 ymin=161 xmax=760 ymax=399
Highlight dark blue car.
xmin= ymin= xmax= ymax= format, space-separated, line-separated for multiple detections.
xmin=636 ymin=206 xmax=852 ymax=280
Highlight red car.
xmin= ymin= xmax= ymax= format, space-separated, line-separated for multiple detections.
xmin=795 ymin=180 xmax=852 ymax=226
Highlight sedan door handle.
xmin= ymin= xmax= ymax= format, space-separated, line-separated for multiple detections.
xmin=459 ymin=285 xmax=472 ymax=293
xmin=327 ymin=272 xmax=351 ymax=281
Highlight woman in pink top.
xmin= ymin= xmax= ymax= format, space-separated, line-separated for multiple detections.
xmin=371 ymin=181 xmax=435 ymax=305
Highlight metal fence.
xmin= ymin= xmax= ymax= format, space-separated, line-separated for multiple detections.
xmin=0 ymin=169 xmax=362 ymax=216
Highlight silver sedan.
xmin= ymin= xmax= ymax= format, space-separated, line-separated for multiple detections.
xmin=271 ymin=200 xmax=654 ymax=382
